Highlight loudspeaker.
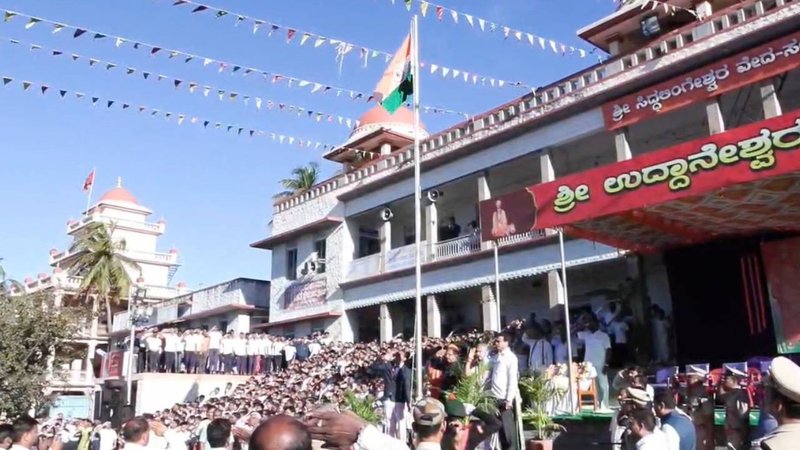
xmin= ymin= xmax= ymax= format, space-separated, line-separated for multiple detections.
xmin=426 ymin=189 xmax=442 ymax=203
xmin=380 ymin=207 xmax=394 ymax=222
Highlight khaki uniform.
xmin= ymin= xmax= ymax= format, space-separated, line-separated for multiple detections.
xmin=760 ymin=423 xmax=800 ymax=450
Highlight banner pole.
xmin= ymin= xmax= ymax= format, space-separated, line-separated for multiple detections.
xmin=560 ymin=228 xmax=577 ymax=413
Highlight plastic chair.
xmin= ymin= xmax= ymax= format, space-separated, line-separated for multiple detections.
xmin=572 ymin=363 xmax=599 ymax=411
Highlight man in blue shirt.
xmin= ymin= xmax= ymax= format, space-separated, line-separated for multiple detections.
xmin=654 ymin=391 xmax=696 ymax=450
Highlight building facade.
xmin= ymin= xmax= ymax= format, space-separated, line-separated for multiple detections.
xmin=253 ymin=0 xmax=800 ymax=360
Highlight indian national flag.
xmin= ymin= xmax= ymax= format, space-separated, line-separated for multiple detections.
xmin=373 ymin=34 xmax=413 ymax=114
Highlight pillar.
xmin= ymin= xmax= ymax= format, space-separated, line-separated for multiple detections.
xmin=606 ymin=39 xmax=625 ymax=76
xmin=380 ymin=143 xmax=392 ymax=156
xmin=540 ymin=153 xmax=558 ymax=236
xmin=425 ymin=201 xmax=438 ymax=258
xmin=380 ymin=219 xmax=392 ymax=272
xmin=426 ymin=295 xmax=442 ymax=338
xmin=86 ymin=341 xmax=96 ymax=375
xmin=547 ymin=271 xmax=565 ymax=309
xmin=379 ymin=304 xmax=393 ymax=343
xmin=706 ymin=99 xmax=726 ymax=135
xmin=481 ymin=285 xmax=500 ymax=332
xmin=477 ymin=171 xmax=492 ymax=250
xmin=614 ymin=130 xmax=633 ymax=162
xmin=761 ymin=80 xmax=783 ymax=119
xmin=338 ymin=311 xmax=356 ymax=343
xmin=342 ymin=218 xmax=357 ymax=277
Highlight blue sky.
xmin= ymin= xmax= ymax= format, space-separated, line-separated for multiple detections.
xmin=0 ymin=0 xmax=617 ymax=289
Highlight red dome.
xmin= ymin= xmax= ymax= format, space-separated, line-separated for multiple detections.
xmin=99 ymin=187 xmax=139 ymax=205
xmin=356 ymin=105 xmax=423 ymax=129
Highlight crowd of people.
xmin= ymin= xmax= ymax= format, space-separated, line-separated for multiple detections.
xmin=134 ymin=328 xmax=327 ymax=376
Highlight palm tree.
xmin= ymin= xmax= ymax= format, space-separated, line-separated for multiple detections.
xmin=0 ymin=259 xmax=25 ymax=296
xmin=72 ymin=222 xmax=140 ymax=332
xmin=274 ymin=162 xmax=320 ymax=199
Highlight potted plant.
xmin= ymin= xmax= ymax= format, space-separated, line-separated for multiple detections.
xmin=448 ymin=362 xmax=496 ymax=425
xmin=519 ymin=373 xmax=565 ymax=450
xmin=341 ymin=390 xmax=381 ymax=425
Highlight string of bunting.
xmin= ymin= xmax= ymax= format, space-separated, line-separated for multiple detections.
xmin=162 ymin=0 xmax=532 ymax=89
xmin=615 ymin=0 xmax=699 ymax=17
xmin=0 ymin=73 xmax=339 ymax=150
xmin=0 ymin=9 xmax=472 ymax=117
xmin=0 ymin=36 xmax=362 ymax=130
xmin=390 ymin=0 xmax=595 ymax=58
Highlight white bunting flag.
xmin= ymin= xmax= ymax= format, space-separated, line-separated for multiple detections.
xmin=478 ymin=18 xmax=485 ymax=31
xmin=527 ymin=33 xmax=535 ymax=46
xmin=442 ymin=67 xmax=450 ymax=77
xmin=514 ymin=31 xmax=522 ymax=41
xmin=253 ymin=20 xmax=263 ymax=34
xmin=298 ymin=80 xmax=310 ymax=88
xmin=203 ymin=58 xmax=213 ymax=66
xmin=578 ymin=49 xmax=587 ymax=58
xmin=549 ymin=40 xmax=558 ymax=53
xmin=503 ymin=27 xmax=510 ymax=39
xmin=203 ymin=86 xmax=210 ymax=96
xmin=430 ymin=64 xmax=439 ymax=74
xmin=490 ymin=78 xmax=495 ymax=87
xmin=256 ymin=97 xmax=262 ymax=109
xmin=311 ymin=83 xmax=323 ymax=94
xmin=498 ymin=80 xmax=505 ymax=87
xmin=450 ymin=10 xmax=458 ymax=23
xmin=115 ymin=37 xmax=125 ymax=47
xmin=300 ymin=33 xmax=311 ymax=46
xmin=452 ymin=69 xmax=460 ymax=78
xmin=314 ymin=37 xmax=326 ymax=47
xmin=463 ymin=72 xmax=469 ymax=82
xmin=464 ymin=14 xmax=474 ymax=27
xmin=538 ymin=37 xmax=546 ymax=49
xmin=177 ymin=115 xmax=185 ymax=125
xmin=420 ymin=1 xmax=429 ymax=17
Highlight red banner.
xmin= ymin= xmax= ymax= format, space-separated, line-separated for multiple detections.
xmin=479 ymin=111 xmax=800 ymax=239
xmin=284 ymin=278 xmax=327 ymax=310
xmin=761 ymin=237 xmax=800 ymax=354
xmin=602 ymin=32 xmax=800 ymax=131
xmin=103 ymin=351 xmax=124 ymax=378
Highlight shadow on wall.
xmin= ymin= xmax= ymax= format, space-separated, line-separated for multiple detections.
xmin=183 ymin=381 xmax=200 ymax=404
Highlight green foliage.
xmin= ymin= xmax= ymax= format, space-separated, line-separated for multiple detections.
xmin=448 ymin=363 xmax=496 ymax=423
xmin=342 ymin=391 xmax=381 ymax=425
xmin=274 ymin=162 xmax=321 ymax=199
xmin=519 ymin=373 xmax=565 ymax=441
xmin=0 ymin=291 xmax=81 ymax=418
xmin=72 ymin=222 xmax=138 ymax=329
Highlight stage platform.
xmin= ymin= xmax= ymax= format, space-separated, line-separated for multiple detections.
xmin=129 ymin=372 xmax=251 ymax=414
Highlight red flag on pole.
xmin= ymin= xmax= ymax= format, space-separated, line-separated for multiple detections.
xmin=83 ymin=169 xmax=95 ymax=193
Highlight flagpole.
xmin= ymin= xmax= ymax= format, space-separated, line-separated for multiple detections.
xmin=85 ymin=167 xmax=96 ymax=215
xmin=411 ymin=14 xmax=423 ymax=402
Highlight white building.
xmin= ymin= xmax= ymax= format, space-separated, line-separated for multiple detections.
xmin=252 ymin=0 xmax=800 ymax=361
xmin=21 ymin=178 xmax=186 ymax=418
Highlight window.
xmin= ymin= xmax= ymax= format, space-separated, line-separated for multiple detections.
xmin=314 ymin=239 xmax=327 ymax=273
xmin=286 ymin=248 xmax=298 ymax=280
xmin=311 ymin=319 xmax=326 ymax=334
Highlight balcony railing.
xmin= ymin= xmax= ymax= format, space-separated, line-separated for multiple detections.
xmin=272 ymin=0 xmax=796 ymax=216
xmin=497 ymin=229 xmax=549 ymax=247
xmin=50 ymin=369 xmax=95 ymax=386
xmin=68 ymin=214 xmax=165 ymax=234
xmin=122 ymin=249 xmax=179 ymax=264
xmin=433 ymin=234 xmax=481 ymax=261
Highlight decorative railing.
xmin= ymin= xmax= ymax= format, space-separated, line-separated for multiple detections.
xmin=433 ymin=234 xmax=481 ymax=261
xmin=345 ymin=253 xmax=382 ymax=281
xmin=68 ymin=215 xmax=165 ymax=234
xmin=122 ymin=249 xmax=179 ymax=264
xmin=272 ymin=0 xmax=795 ymax=215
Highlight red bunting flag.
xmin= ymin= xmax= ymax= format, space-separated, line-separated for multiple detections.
xmin=436 ymin=6 xmax=444 ymax=20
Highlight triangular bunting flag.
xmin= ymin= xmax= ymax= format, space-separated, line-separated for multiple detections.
xmin=52 ymin=24 xmax=65 ymax=33
xmin=269 ymin=25 xmax=279 ymax=36
xmin=514 ymin=31 xmax=523 ymax=41
xmin=215 ymin=10 xmax=228 ymax=18
xmin=311 ymin=83 xmax=323 ymax=94
xmin=287 ymin=29 xmax=296 ymax=43
xmin=503 ymin=27 xmax=510 ymax=39
xmin=465 ymin=14 xmax=474 ymax=27
xmin=127 ymin=68 xmax=136 ymax=75
xmin=25 ymin=18 xmax=41 ymax=29
xmin=188 ymin=82 xmax=197 ymax=93
xmin=442 ymin=67 xmax=450 ymax=77
xmin=549 ymin=40 xmax=558 ymax=53
xmin=115 ymin=37 xmax=125 ymax=47
xmin=52 ymin=50 xmax=63 ymax=56
xmin=174 ymin=80 xmax=182 ymax=88
xmin=430 ymin=64 xmax=439 ymax=74
xmin=4 ymin=11 xmax=16 ymax=22
xmin=256 ymin=97 xmax=262 ymax=109
xmin=151 ymin=47 xmax=161 ymax=55
xmin=314 ymin=37 xmax=326 ymax=47
xmin=203 ymin=120 xmax=210 ymax=128
xmin=203 ymin=58 xmax=213 ymax=66
xmin=107 ymin=100 xmax=114 ymax=108
xmin=192 ymin=5 xmax=208 ymax=13
xmin=420 ymin=1 xmax=429 ymax=16
xmin=94 ymin=33 xmax=106 ymax=39
xmin=300 ymin=33 xmax=311 ymax=45
xmin=235 ymin=16 xmax=245 ymax=26
xmin=527 ymin=33 xmax=535 ymax=46
xmin=40 ymin=85 xmax=48 ymax=94
xmin=74 ymin=29 xmax=87 ymax=38
xmin=91 ymin=96 xmax=99 ymax=105
xmin=203 ymin=86 xmax=211 ymax=96
xmin=59 ymin=90 xmax=67 ymax=97
xmin=450 ymin=10 xmax=458 ymax=23
xmin=436 ymin=6 xmax=443 ymax=20
xmin=88 ymin=59 xmax=99 ymax=67
xmin=143 ymin=72 xmax=151 ymax=79
xmin=538 ymin=37 xmax=546 ymax=49
xmin=478 ymin=18 xmax=485 ymax=31
xmin=106 ymin=63 xmax=116 ymax=70
xmin=405 ymin=0 xmax=412 ymax=11
xmin=253 ymin=20 xmax=263 ymax=34
xmin=122 ymin=103 xmax=130 ymax=109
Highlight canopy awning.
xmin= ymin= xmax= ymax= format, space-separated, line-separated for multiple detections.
xmin=479 ymin=110 xmax=800 ymax=252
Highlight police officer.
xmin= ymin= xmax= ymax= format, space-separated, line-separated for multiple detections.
xmin=760 ymin=356 xmax=800 ymax=450
xmin=682 ymin=365 xmax=714 ymax=450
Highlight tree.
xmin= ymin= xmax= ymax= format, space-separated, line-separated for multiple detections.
xmin=0 ymin=291 xmax=80 ymax=417
xmin=274 ymin=162 xmax=320 ymax=199
xmin=0 ymin=258 xmax=25 ymax=295
xmin=72 ymin=222 xmax=140 ymax=331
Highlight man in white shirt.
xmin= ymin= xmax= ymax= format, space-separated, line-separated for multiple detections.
xmin=577 ymin=315 xmax=612 ymax=410
xmin=233 ymin=333 xmax=248 ymax=375
xmin=220 ymin=332 xmax=235 ymax=374
xmin=629 ymin=408 xmax=669 ymax=450
xmin=261 ymin=335 xmax=273 ymax=374
xmin=163 ymin=329 xmax=181 ymax=373
xmin=9 ymin=416 xmax=38 ymax=450
xmin=184 ymin=330 xmax=200 ymax=374
xmin=520 ymin=324 xmax=553 ymax=374
xmin=207 ymin=326 xmax=223 ymax=374
xmin=271 ymin=338 xmax=285 ymax=372
xmin=609 ymin=317 xmax=630 ymax=367
xmin=121 ymin=417 xmax=150 ymax=450
xmin=246 ymin=335 xmax=260 ymax=375
xmin=489 ymin=332 xmax=519 ymax=450
xmin=97 ymin=422 xmax=118 ymax=450
xmin=145 ymin=331 xmax=163 ymax=372
xmin=283 ymin=341 xmax=297 ymax=368
xmin=308 ymin=341 xmax=321 ymax=358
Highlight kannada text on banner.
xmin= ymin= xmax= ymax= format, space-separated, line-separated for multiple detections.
xmin=479 ymin=111 xmax=800 ymax=234
xmin=602 ymin=33 xmax=800 ymax=130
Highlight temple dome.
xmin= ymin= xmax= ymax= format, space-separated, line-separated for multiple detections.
xmin=349 ymin=105 xmax=427 ymax=141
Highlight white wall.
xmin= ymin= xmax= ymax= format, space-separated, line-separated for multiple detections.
xmin=134 ymin=374 xmax=248 ymax=414
xmin=642 ymin=254 xmax=673 ymax=314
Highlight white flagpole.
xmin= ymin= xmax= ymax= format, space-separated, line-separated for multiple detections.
xmin=559 ymin=228 xmax=577 ymax=413
xmin=85 ymin=167 xmax=96 ymax=215
xmin=411 ymin=14 xmax=423 ymax=401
